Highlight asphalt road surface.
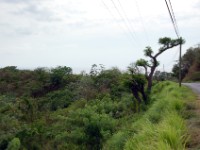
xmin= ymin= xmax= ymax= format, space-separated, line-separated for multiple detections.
xmin=183 ymin=82 xmax=200 ymax=95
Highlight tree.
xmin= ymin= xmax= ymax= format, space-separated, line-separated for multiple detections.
xmin=136 ymin=37 xmax=185 ymax=92
xmin=85 ymin=123 xmax=102 ymax=150
xmin=172 ymin=46 xmax=200 ymax=81
xmin=50 ymin=66 xmax=72 ymax=89
xmin=124 ymin=64 xmax=147 ymax=104
xmin=130 ymin=74 xmax=147 ymax=104
xmin=172 ymin=63 xmax=188 ymax=81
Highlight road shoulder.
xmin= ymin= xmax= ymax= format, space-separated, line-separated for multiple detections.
xmin=184 ymin=85 xmax=200 ymax=149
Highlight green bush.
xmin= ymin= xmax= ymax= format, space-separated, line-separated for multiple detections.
xmin=124 ymin=81 xmax=194 ymax=150
xmin=104 ymin=131 xmax=130 ymax=150
xmin=6 ymin=138 xmax=20 ymax=150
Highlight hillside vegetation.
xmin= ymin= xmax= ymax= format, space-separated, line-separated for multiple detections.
xmin=0 ymin=66 xmax=195 ymax=150
xmin=172 ymin=46 xmax=200 ymax=81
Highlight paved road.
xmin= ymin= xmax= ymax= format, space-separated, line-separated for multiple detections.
xmin=183 ymin=83 xmax=200 ymax=95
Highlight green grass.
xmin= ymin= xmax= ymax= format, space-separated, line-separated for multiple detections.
xmin=124 ymin=81 xmax=196 ymax=150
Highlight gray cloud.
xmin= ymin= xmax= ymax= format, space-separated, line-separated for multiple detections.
xmin=12 ymin=3 xmax=61 ymax=22
xmin=0 ymin=23 xmax=33 ymax=36
xmin=1 ymin=0 xmax=88 ymax=27
xmin=14 ymin=27 xmax=33 ymax=35
xmin=193 ymin=1 xmax=200 ymax=9
xmin=0 ymin=0 xmax=61 ymax=22
xmin=178 ymin=14 xmax=200 ymax=22
xmin=1 ymin=0 xmax=44 ymax=3
xmin=67 ymin=20 xmax=102 ymax=30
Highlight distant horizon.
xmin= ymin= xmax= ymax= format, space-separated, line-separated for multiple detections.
xmin=0 ymin=62 xmax=178 ymax=74
xmin=0 ymin=64 xmax=128 ymax=73
xmin=1 ymin=42 xmax=200 ymax=73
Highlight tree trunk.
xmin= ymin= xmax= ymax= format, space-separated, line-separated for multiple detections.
xmin=147 ymin=65 xmax=156 ymax=92
xmin=131 ymin=85 xmax=142 ymax=104
xmin=147 ymin=77 xmax=152 ymax=92
xmin=140 ymin=86 xmax=148 ymax=104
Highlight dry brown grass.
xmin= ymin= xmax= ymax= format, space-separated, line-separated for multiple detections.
xmin=184 ymin=62 xmax=200 ymax=81
xmin=186 ymin=96 xmax=200 ymax=150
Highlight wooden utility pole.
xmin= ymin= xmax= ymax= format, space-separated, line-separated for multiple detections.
xmin=179 ymin=38 xmax=182 ymax=87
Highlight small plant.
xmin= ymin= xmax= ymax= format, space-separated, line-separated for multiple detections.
xmin=6 ymin=138 xmax=20 ymax=150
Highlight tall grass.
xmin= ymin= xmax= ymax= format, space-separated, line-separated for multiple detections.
xmin=124 ymin=81 xmax=196 ymax=150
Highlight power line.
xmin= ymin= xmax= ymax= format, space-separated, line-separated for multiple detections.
xmin=109 ymin=0 xmax=138 ymax=43
xmin=134 ymin=0 xmax=150 ymax=44
xmin=116 ymin=0 xmax=137 ymax=37
xmin=100 ymin=0 xmax=137 ymax=45
xmin=168 ymin=0 xmax=180 ymax=36
xmin=164 ymin=0 xmax=179 ymax=38
xmin=117 ymin=0 xmax=150 ymax=45
xmin=164 ymin=0 xmax=182 ymax=86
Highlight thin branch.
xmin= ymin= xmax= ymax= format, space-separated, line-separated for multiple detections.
xmin=155 ymin=42 xmax=180 ymax=58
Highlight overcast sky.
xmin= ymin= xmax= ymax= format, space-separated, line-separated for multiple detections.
xmin=0 ymin=0 xmax=200 ymax=73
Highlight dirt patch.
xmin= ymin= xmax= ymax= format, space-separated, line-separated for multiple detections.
xmin=186 ymin=95 xmax=200 ymax=150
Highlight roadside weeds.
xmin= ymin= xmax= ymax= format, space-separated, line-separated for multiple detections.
xmin=186 ymin=95 xmax=200 ymax=150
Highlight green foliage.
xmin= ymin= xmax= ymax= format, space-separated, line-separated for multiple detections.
xmin=133 ymin=74 xmax=146 ymax=85
xmin=136 ymin=37 xmax=183 ymax=92
xmin=47 ymin=97 xmax=118 ymax=149
xmin=77 ymin=75 xmax=97 ymax=100
xmin=46 ymin=89 xmax=74 ymax=111
xmin=104 ymin=131 xmax=130 ymax=150
xmin=10 ymin=93 xmax=134 ymax=150
xmin=124 ymin=73 xmax=148 ymax=104
xmin=136 ymin=59 xmax=148 ymax=67
xmin=144 ymin=46 xmax=153 ymax=57
xmin=124 ymin=81 xmax=195 ymax=150
xmin=95 ymin=67 xmax=124 ymax=98
xmin=0 ymin=65 xmax=195 ymax=150
xmin=85 ymin=123 xmax=102 ymax=150
xmin=159 ymin=37 xmax=172 ymax=45
xmin=188 ymin=71 xmax=200 ymax=81
xmin=0 ymin=96 xmax=21 ymax=149
xmin=172 ymin=47 xmax=200 ymax=81
xmin=50 ymin=66 xmax=72 ymax=88
xmin=6 ymin=138 xmax=20 ymax=150
xmin=0 ymin=66 xmax=76 ymax=97
xmin=158 ymin=37 xmax=185 ymax=49
xmin=90 ymin=64 xmax=105 ymax=77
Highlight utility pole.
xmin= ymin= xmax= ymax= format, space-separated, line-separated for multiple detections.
xmin=179 ymin=38 xmax=182 ymax=87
